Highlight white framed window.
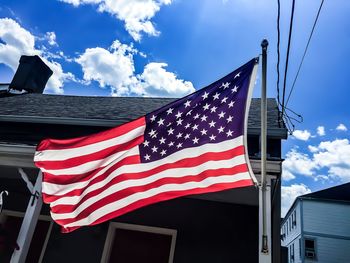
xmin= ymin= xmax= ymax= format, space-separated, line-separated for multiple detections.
xmin=304 ymin=238 xmax=317 ymax=260
xmin=289 ymin=217 xmax=291 ymax=231
xmin=292 ymin=210 xmax=296 ymax=228
xmin=101 ymin=222 xmax=177 ymax=263
xmin=285 ymin=224 xmax=287 ymax=237
xmin=290 ymin=243 xmax=294 ymax=262
xmin=0 ymin=209 xmax=53 ymax=263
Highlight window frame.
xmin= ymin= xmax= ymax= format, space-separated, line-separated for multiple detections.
xmin=304 ymin=237 xmax=317 ymax=261
xmin=101 ymin=222 xmax=177 ymax=263
xmin=289 ymin=243 xmax=295 ymax=263
xmin=292 ymin=210 xmax=297 ymax=227
xmin=0 ymin=209 xmax=53 ymax=263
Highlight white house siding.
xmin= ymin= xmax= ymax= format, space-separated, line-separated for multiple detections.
xmin=295 ymin=238 xmax=302 ymax=263
xmin=286 ymin=238 xmax=302 ymax=263
xmin=303 ymin=200 xmax=350 ymax=237
xmin=282 ymin=202 xmax=302 ymax=246
xmin=304 ymin=235 xmax=350 ymax=263
xmin=282 ymin=202 xmax=303 ymax=263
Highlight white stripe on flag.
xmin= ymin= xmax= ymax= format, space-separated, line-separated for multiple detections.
xmin=42 ymin=136 xmax=244 ymax=194
xmin=61 ymin=172 xmax=251 ymax=228
xmin=42 ymin=135 xmax=244 ymax=176
xmin=34 ymin=125 xmax=145 ymax=162
xmin=49 ymin=154 xmax=246 ymax=208
xmin=40 ymin=147 xmax=139 ymax=175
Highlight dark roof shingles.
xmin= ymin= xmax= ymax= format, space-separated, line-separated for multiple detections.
xmin=0 ymin=94 xmax=284 ymax=130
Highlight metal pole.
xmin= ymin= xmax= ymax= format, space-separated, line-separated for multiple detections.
xmin=261 ymin=39 xmax=269 ymax=254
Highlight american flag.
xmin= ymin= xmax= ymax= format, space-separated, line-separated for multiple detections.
xmin=34 ymin=58 xmax=258 ymax=233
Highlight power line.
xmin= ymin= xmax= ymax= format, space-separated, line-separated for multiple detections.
xmin=285 ymin=0 xmax=325 ymax=108
xmin=281 ymin=0 xmax=296 ymax=119
xmin=276 ymin=0 xmax=282 ymax=125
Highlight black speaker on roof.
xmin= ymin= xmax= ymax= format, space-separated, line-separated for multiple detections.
xmin=8 ymin=55 xmax=53 ymax=94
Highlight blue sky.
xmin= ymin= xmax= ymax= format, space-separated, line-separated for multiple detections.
xmin=0 ymin=0 xmax=349 ymax=216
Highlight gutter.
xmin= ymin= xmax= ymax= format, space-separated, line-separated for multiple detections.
xmin=0 ymin=143 xmax=37 ymax=168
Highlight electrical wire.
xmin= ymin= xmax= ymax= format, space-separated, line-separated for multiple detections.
xmin=285 ymin=0 xmax=325 ymax=108
xmin=277 ymin=0 xmax=305 ymax=134
xmin=276 ymin=0 xmax=281 ymax=114
xmin=281 ymin=0 xmax=296 ymax=119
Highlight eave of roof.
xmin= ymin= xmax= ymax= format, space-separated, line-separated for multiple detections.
xmin=0 ymin=114 xmax=288 ymax=139
xmin=0 ymin=94 xmax=288 ymax=139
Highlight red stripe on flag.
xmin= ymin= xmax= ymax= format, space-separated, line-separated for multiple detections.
xmin=53 ymin=164 xmax=249 ymax=225
xmin=49 ymin=163 xmax=248 ymax=215
xmin=42 ymin=146 xmax=244 ymax=200
xmin=42 ymin=155 xmax=141 ymax=186
xmin=60 ymin=179 xmax=253 ymax=233
xmin=36 ymin=117 xmax=145 ymax=151
xmin=35 ymin=135 xmax=143 ymax=170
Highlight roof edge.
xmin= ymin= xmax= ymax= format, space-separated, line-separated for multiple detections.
xmin=299 ymin=196 xmax=350 ymax=205
xmin=0 ymin=115 xmax=288 ymax=138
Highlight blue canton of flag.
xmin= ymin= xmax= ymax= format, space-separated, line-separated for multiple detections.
xmin=140 ymin=58 xmax=259 ymax=163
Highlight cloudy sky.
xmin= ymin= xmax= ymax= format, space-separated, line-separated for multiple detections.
xmin=0 ymin=0 xmax=349 ymax=216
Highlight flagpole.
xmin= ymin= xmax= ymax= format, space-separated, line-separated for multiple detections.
xmin=259 ymin=39 xmax=272 ymax=263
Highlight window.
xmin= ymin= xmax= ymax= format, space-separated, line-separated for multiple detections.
xmin=289 ymin=217 xmax=291 ymax=231
xmin=290 ymin=243 xmax=295 ymax=262
xmin=0 ymin=210 xmax=53 ymax=263
xmin=281 ymin=227 xmax=285 ymax=241
xmin=305 ymin=238 xmax=316 ymax=260
xmin=292 ymin=211 xmax=297 ymax=227
xmin=101 ymin=222 xmax=177 ymax=263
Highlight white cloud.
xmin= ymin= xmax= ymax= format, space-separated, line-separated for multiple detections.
xmin=317 ymin=126 xmax=325 ymax=136
xmin=292 ymin=129 xmax=311 ymax=141
xmin=76 ymin=40 xmax=195 ymax=97
xmin=0 ymin=18 xmax=37 ymax=70
xmin=282 ymin=170 xmax=295 ymax=181
xmin=287 ymin=139 xmax=350 ymax=183
xmin=59 ymin=0 xmax=172 ymax=41
xmin=45 ymin=32 xmax=58 ymax=46
xmin=308 ymin=145 xmax=318 ymax=153
xmin=0 ymin=18 xmax=75 ymax=94
xmin=281 ymin=184 xmax=311 ymax=217
xmin=137 ymin=63 xmax=195 ymax=97
xmin=282 ymin=149 xmax=317 ymax=180
xmin=336 ymin=123 xmax=347 ymax=131
xmin=314 ymin=174 xmax=329 ymax=183
xmin=76 ymin=41 xmax=139 ymax=96
xmin=312 ymin=139 xmax=350 ymax=182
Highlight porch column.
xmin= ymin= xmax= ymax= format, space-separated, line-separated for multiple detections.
xmin=10 ymin=171 xmax=42 ymax=263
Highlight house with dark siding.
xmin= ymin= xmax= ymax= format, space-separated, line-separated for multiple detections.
xmin=0 ymin=56 xmax=287 ymax=262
